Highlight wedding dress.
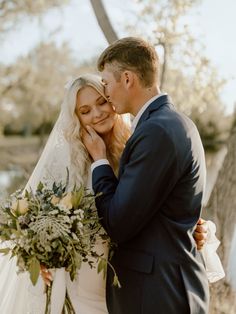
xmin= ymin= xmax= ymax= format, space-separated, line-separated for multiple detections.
xmin=0 ymin=77 xmax=109 ymax=313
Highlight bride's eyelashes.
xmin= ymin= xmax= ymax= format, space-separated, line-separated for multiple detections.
xmin=80 ymin=103 xmax=108 ymax=116
xmin=79 ymin=106 xmax=91 ymax=115
xmin=80 ymin=110 xmax=90 ymax=115
xmin=99 ymin=101 xmax=107 ymax=106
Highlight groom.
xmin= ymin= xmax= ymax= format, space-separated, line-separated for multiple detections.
xmin=82 ymin=37 xmax=209 ymax=314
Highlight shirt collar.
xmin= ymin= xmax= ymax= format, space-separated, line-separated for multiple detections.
xmin=131 ymin=93 xmax=167 ymax=133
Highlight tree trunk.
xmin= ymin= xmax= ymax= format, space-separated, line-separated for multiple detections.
xmin=159 ymin=42 xmax=167 ymax=90
xmin=89 ymin=0 xmax=118 ymax=44
xmin=205 ymin=127 xmax=236 ymax=313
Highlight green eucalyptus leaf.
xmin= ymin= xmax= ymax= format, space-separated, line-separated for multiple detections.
xmin=74 ymin=252 xmax=82 ymax=269
xmin=72 ymin=187 xmax=84 ymax=208
xmin=24 ymin=189 xmax=30 ymax=199
xmin=0 ymin=247 xmax=11 ymax=255
xmin=97 ymin=258 xmax=107 ymax=280
xmin=113 ymin=275 xmax=121 ymax=288
xmin=97 ymin=259 xmax=104 ymax=274
xmin=29 ymin=257 xmax=40 ymax=286
xmin=37 ymin=181 xmax=44 ymax=192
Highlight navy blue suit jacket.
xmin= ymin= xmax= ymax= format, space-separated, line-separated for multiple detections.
xmin=93 ymin=95 xmax=209 ymax=314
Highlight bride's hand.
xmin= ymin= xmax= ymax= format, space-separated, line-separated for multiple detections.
xmin=81 ymin=126 xmax=107 ymax=161
xmin=194 ymin=218 xmax=208 ymax=250
xmin=40 ymin=265 xmax=52 ymax=286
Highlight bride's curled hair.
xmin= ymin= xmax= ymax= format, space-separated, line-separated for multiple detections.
xmin=62 ymin=74 xmax=130 ymax=185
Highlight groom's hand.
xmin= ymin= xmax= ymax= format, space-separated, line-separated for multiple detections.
xmin=81 ymin=126 xmax=107 ymax=161
xmin=194 ymin=218 xmax=208 ymax=250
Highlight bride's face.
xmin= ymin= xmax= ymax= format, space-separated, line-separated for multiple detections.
xmin=76 ymin=86 xmax=117 ymax=135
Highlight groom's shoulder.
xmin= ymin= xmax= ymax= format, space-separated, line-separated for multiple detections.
xmin=134 ymin=107 xmax=200 ymax=144
xmin=157 ymin=105 xmax=198 ymax=131
xmin=146 ymin=105 xmax=193 ymax=129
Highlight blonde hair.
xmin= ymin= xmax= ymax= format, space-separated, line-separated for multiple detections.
xmin=106 ymin=114 xmax=131 ymax=172
xmin=62 ymin=74 xmax=130 ymax=184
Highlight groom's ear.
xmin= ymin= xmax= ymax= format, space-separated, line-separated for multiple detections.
xmin=122 ymin=70 xmax=134 ymax=89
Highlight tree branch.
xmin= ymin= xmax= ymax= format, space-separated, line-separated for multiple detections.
xmin=89 ymin=0 xmax=118 ymax=44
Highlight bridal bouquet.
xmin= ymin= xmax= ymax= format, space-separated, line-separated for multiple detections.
xmin=0 ymin=178 xmax=119 ymax=313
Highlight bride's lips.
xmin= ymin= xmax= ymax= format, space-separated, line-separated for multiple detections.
xmin=94 ymin=117 xmax=109 ymax=125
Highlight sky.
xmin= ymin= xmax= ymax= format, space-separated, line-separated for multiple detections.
xmin=1 ymin=0 xmax=236 ymax=113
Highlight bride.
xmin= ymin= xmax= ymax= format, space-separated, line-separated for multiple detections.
xmin=0 ymin=74 xmax=130 ymax=314
xmin=0 ymin=74 xmax=220 ymax=313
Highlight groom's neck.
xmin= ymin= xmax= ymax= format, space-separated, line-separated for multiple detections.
xmin=131 ymin=85 xmax=161 ymax=116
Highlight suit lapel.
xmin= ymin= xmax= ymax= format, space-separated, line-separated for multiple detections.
xmin=118 ymin=95 xmax=174 ymax=178
xmin=135 ymin=94 xmax=173 ymax=130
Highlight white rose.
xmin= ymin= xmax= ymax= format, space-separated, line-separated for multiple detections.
xmin=11 ymin=199 xmax=29 ymax=215
xmin=59 ymin=192 xmax=73 ymax=210
xmin=51 ymin=195 xmax=60 ymax=205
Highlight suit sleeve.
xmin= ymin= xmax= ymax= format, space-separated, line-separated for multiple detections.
xmin=92 ymin=123 xmax=180 ymax=243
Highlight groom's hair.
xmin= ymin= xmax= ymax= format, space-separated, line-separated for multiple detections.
xmin=97 ymin=37 xmax=159 ymax=88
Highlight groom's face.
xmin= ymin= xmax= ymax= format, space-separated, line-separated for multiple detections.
xmin=101 ymin=64 xmax=128 ymax=115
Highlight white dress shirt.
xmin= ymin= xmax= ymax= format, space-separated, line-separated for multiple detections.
xmin=130 ymin=93 xmax=166 ymax=133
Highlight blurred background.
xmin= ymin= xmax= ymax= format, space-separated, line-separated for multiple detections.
xmin=0 ymin=0 xmax=235 ymax=312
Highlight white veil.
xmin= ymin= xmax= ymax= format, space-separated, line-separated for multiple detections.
xmin=24 ymin=112 xmax=73 ymax=192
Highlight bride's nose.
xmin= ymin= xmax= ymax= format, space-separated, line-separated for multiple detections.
xmin=93 ymin=107 xmax=103 ymax=118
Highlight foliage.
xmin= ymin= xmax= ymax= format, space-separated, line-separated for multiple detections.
xmin=0 ymin=0 xmax=69 ymax=34
xmin=0 ymin=41 xmax=82 ymax=135
xmin=124 ymin=0 xmax=231 ymax=151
